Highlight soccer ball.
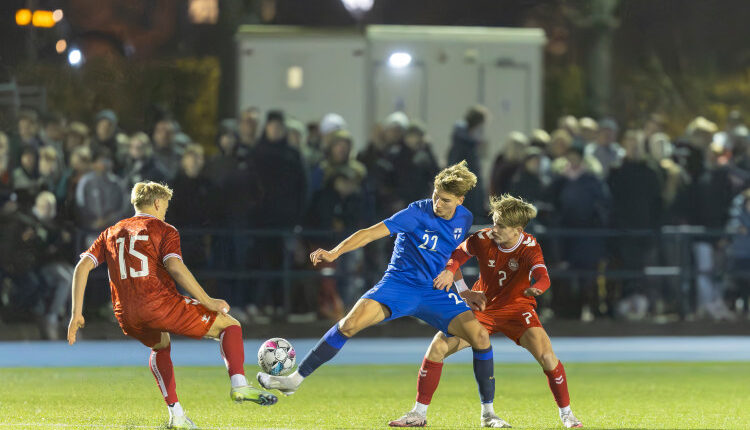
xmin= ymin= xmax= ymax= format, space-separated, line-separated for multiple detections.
xmin=257 ymin=337 xmax=296 ymax=376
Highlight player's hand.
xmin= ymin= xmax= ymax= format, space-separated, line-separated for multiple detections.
xmin=432 ymin=269 xmax=455 ymax=291
xmin=67 ymin=314 xmax=85 ymax=345
xmin=204 ymin=298 xmax=231 ymax=316
xmin=524 ymin=287 xmax=543 ymax=297
xmin=310 ymin=248 xmax=338 ymax=266
xmin=459 ymin=290 xmax=486 ymax=311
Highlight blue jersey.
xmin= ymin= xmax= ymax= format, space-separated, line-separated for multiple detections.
xmin=382 ymin=199 xmax=473 ymax=286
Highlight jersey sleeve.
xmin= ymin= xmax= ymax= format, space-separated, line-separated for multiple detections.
xmin=80 ymin=230 xmax=106 ymax=267
xmin=526 ymin=242 xmax=549 ymax=291
xmin=383 ymin=203 xmax=421 ymax=235
xmin=159 ymin=225 xmax=183 ymax=264
xmin=445 ymin=232 xmax=480 ymax=273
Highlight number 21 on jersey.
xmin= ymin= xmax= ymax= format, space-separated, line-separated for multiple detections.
xmin=116 ymin=235 xmax=149 ymax=279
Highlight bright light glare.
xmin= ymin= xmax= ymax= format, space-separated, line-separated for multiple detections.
xmin=52 ymin=9 xmax=64 ymax=22
xmin=56 ymin=39 xmax=67 ymax=54
xmin=388 ymin=52 xmax=412 ymax=68
xmin=341 ymin=0 xmax=374 ymax=13
xmin=68 ymin=49 xmax=82 ymax=66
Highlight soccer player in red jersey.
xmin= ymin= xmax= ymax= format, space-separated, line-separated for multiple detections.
xmin=67 ymin=182 xmax=277 ymax=429
xmin=390 ymin=194 xmax=583 ymax=428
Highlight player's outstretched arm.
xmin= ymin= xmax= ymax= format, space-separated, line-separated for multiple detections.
xmin=310 ymin=222 xmax=391 ymax=266
xmin=68 ymin=257 xmax=95 ymax=345
xmin=433 ymin=246 xmax=473 ymax=290
xmin=165 ymin=257 xmax=230 ymax=315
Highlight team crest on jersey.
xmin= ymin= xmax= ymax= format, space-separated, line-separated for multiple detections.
xmin=453 ymin=227 xmax=463 ymax=240
xmin=488 ymin=259 xmax=496 ymax=267
xmin=508 ymin=258 xmax=519 ymax=271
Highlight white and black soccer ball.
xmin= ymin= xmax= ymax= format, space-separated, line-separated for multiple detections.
xmin=257 ymin=337 xmax=296 ymax=376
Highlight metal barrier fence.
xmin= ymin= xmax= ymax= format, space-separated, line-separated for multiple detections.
xmin=172 ymin=225 xmax=749 ymax=320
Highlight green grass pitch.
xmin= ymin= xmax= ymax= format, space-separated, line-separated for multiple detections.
xmin=0 ymin=362 xmax=748 ymax=429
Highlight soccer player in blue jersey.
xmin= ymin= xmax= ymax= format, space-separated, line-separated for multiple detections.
xmin=257 ymin=161 xmax=510 ymax=428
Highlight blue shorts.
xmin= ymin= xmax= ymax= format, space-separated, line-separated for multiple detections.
xmin=361 ymin=274 xmax=471 ymax=334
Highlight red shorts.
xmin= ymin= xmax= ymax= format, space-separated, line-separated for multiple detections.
xmin=117 ymin=295 xmax=218 ymax=347
xmin=474 ymin=305 xmax=542 ymax=345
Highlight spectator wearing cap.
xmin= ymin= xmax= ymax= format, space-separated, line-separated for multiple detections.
xmin=585 ymin=117 xmax=624 ymax=177
xmin=490 ymin=131 xmax=529 ymax=196
xmin=548 ymin=141 xmax=611 ymax=319
xmin=448 ymin=105 xmax=490 ymax=219
xmin=91 ymin=109 xmax=122 ymax=157
xmin=151 ymin=118 xmax=183 ymax=181
xmin=674 ymin=116 xmax=717 ymax=181
xmin=120 ymin=132 xmax=168 ymax=190
xmin=319 ymin=112 xmax=348 ymax=153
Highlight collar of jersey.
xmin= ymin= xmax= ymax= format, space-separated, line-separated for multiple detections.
xmin=498 ymin=232 xmax=523 ymax=253
xmin=134 ymin=212 xmax=158 ymax=219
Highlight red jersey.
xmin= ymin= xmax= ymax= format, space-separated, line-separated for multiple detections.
xmin=447 ymin=228 xmax=548 ymax=310
xmin=81 ymin=213 xmax=184 ymax=322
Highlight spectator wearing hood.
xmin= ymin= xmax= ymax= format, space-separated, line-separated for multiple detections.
xmin=151 ymin=118 xmax=183 ymax=181
xmin=91 ymin=109 xmax=123 ymax=158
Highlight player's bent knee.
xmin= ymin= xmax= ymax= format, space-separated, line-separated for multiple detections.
xmin=426 ymin=333 xmax=450 ymax=361
xmin=470 ymin=326 xmax=491 ymax=349
xmin=539 ymin=350 xmax=558 ymax=369
xmin=152 ymin=332 xmax=171 ymax=350
xmin=337 ymin=317 xmax=361 ymax=338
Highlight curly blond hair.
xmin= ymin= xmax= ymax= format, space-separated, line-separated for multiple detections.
xmin=489 ymin=194 xmax=537 ymax=228
xmin=434 ymin=160 xmax=477 ymax=197
xmin=131 ymin=181 xmax=173 ymax=209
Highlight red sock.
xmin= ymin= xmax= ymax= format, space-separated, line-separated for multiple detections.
xmin=544 ymin=361 xmax=571 ymax=408
xmin=416 ymin=358 xmax=444 ymax=405
xmin=220 ymin=325 xmax=245 ymax=376
xmin=149 ymin=345 xmax=178 ymax=404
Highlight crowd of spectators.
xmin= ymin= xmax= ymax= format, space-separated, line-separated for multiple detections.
xmin=1 ymin=104 xmax=749 ymax=338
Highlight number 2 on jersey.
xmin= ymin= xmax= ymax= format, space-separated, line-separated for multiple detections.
xmin=498 ymin=270 xmax=507 ymax=287
xmin=116 ymin=235 xmax=149 ymax=280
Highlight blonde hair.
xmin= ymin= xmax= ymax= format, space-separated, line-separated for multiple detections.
xmin=131 ymin=181 xmax=173 ymax=209
xmin=434 ymin=160 xmax=477 ymax=197
xmin=489 ymin=194 xmax=538 ymax=228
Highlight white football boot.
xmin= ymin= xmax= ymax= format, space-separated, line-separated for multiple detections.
xmin=388 ymin=410 xmax=427 ymax=427
xmin=481 ymin=412 xmax=512 ymax=428
xmin=256 ymin=372 xmax=299 ymax=396
xmin=167 ymin=414 xmax=197 ymax=429
xmin=560 ymin=409 xmax=583 ymax=428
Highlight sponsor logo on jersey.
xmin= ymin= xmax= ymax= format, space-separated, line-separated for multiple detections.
xmin=508 ymin=258 xmax=519 ymax=271
xmin=453 ymin=227 xmax=463 ymax=240
xmin=523 ymin=236 xmax=536 ymax=247
xmin=488 ymin=259 xmax=496 ymax=267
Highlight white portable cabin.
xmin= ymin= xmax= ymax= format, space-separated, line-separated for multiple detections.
xmin=236 ymin=25 xmax=546 ymax=182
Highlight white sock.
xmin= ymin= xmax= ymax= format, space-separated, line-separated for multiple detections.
xmin=230 ymin=374 xmax=248 ymax=388
xmin=168 ymin=402 xmax=184 ymax=418
xmin=412 ymin=402 xmax=428 ymax=416
xmin=481 ymin=402 xmax=495 ymax=415
xmin=288 ymin=370 xmax=305 ymax=386
xmin=559 ymin=405 xmax=571 ymax=415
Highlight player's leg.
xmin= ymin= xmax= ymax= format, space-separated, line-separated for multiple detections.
xmin=144 ymin=332 xmax=195 ymax=429
xmin=519 ymin=326 xmax=582 ymax=428
xmin=389 ymin=332 xmax=469 ymax=427
xmin=447 ymin=312 xmax=510 ymax=428
xmin=204 ymin=312 xmax=277 ymax=406
xmin=258 ymin=297 xmax=390 ymax=395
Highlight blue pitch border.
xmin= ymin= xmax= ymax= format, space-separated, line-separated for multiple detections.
xmin=0 ymin=336 xmax=749 ymax=367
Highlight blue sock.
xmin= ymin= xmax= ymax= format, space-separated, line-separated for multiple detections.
xmin=472 ymin=346 xmax=495 ymax=404
xmin=297 ymin=324 xmax=350 ymax=377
